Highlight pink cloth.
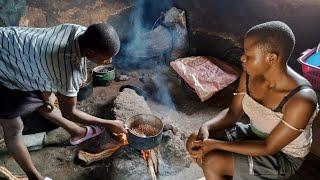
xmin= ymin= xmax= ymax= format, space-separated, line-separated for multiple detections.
xmin=170 ymin=56 xmax=239 ymax=102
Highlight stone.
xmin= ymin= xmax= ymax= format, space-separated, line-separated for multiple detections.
xmin=113 ymin=88 xmax=152 ymax=122
xmin=110 ymin=88 xmax=193 ymax=179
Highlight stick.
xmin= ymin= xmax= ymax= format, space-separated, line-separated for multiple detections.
xmin=78 ymin=133 xmax=128 ymax=165
xmin=0 ymin=166 xmax=28 ymax=180
xmin=147 ymin=157 xmax=157 ymax=180
xmin=150 ymin=149 xmax=158 ymax=173
xmin=78 ymin=144 xmax=123 ymax=165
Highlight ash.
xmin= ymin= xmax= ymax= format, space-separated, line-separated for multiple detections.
xmin=109 ymin=89 xmax=192 ymax=180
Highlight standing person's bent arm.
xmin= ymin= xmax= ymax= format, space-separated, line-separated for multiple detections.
xmin=56 ymin=92 xmax=127 ymax=134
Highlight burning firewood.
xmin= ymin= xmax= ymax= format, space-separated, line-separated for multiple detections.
xmin=78 ymin=133 xmax=128 ymax=165
xmin=148 ymin=157 xmax=157 ymax=180
xmin=0 ymin=166 xmax=28 ymax=180
xmin=142 ymin=149 xmax=159 ymax=180
xmin=149 ymin=149 xmax=159 ymax=174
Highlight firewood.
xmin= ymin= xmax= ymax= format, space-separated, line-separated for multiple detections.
xmin=149 ymin=149 xmax=158 ymax=173
xmin=147 ymin=157 xmax=157 ymax=180
xmin=78 ymin=133 xmax=128 ymax=165
xmin=0 ymin=166 xmax=28 ymax=180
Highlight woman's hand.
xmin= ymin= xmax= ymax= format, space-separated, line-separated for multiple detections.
xmin=197 ymin=123 xmax=210 ymax=140
xmin=191 ymin=139 xmax=218 ymax=159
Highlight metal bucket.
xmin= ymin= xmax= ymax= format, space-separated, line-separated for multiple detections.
xmin=126 ymin=114 xmax=163 ymax=150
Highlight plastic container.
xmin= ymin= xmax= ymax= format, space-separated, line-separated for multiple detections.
xmin=297 ymin=45 xmax=320 ymax=90
xmin=306 ymin=43 xmax=320 ymax=67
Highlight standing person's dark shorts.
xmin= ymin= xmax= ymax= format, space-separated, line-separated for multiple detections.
xmin=0 ymin=84 xmax=44 ymax=119
xmin=223 ymin=122 xmax=304 ymax=180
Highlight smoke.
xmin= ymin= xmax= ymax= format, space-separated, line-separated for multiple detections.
xmin=151 ymin=67 xmax=176 ymax=110
xmin=125 ymin=0 xmax=147 ymax=52
xmin=124 ymin=0 xmax=173 ymax=54
xmin=119 ymin=0 xmax=176 ymax=110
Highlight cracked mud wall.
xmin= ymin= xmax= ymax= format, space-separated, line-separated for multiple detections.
xmin=19 ymin=0 xmax=132 ymax=27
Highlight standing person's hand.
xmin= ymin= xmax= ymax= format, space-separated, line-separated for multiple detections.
xmin=108 ymin=120 xmax=128 ymax=134
xmin=197 ymin=123 xmax=210 ymax=140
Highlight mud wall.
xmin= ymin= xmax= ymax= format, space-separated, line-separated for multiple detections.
xmin=173 ymin=0 xmax=320 ymax=70
xmin=1 ymin=0 xmax=320 ymax=69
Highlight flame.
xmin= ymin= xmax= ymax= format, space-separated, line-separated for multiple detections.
xmin=141 ymin=150 xmax=151 ymax=161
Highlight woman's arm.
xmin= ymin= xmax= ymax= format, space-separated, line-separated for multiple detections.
xmin=197 ymin=71 xmax=247 ymax=140
xmin=193 ymin=88 xmax=318 ymax=156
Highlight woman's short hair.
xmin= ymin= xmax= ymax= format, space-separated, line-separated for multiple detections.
xmin=246 ymin=21 xmax=295 ymax=62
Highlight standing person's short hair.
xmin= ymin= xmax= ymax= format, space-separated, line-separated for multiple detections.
xmin=245 ymin=21 xmax=295 ymax=63
xmin=82 ymin=23 xmax=120 ymax=56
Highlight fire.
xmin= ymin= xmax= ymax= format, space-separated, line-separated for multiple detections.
xmin=141 ymin=149 xmax=158 ymax=180
xmin=141 ymin=150 xmax=151 ymax=161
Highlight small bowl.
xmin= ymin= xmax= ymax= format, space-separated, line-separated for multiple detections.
xmin=77 ymin=75 xmax=93 ymax=101
xmin=92 ymin=64 xmax=115 ymax=86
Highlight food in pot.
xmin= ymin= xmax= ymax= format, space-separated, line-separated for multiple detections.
xmin=131 ymin=124 xmax=159 ymax=137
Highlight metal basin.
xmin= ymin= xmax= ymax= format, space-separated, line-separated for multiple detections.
xmin=126 ymin=114 xmax=163 ymax=150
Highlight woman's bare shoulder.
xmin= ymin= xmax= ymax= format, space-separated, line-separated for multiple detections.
xmin=283 ymin=68 xmax=318 ymax=117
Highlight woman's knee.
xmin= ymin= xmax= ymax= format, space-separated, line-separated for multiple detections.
xmin=203 ymin=150 xmax=233 ymax=175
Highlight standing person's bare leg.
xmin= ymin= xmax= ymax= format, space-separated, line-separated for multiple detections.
xmin=0 ymin=117 xmax=44 ymax=180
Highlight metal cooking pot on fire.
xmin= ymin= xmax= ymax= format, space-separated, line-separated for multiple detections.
xmin=126 ymin=114 xmax=164 ymax=150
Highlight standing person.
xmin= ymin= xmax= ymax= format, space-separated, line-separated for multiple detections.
xmin=0 ymin=23 xmax=127 ymax=180
xmin=187 ymin=21 xmax=319 ymax=180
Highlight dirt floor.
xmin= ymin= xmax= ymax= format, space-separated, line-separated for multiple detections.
xmin=0 ymin=66 xmax=238 ymax=180
xmin=0 ymin=66 xmax=320 ymax=180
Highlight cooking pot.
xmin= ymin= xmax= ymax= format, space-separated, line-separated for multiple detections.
xmin=126 ymin=114 xmax=164 ymax=150
xmin=92 ymin=64 xmax=115 ymax=86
